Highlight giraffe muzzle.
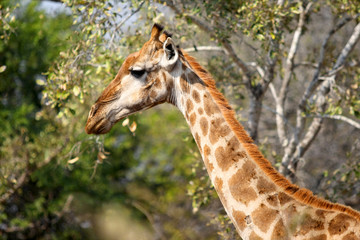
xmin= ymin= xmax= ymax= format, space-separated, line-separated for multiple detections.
xmin=85 ymin=103 xmax=114 ymax=135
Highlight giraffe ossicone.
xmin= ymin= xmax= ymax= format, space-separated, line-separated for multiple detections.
xmin=85 ymin=24 xmax=360 ymax=239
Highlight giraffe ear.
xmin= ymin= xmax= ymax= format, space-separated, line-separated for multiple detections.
xmin=161 ymin=37 xmax=178 ymax=69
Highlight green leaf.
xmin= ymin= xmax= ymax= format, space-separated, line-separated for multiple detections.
xmin=0 ymin=65 xmax=6 ymax=73
xmin=36 ymin=79 xmax=45 ymax=86
xmin=73 ymin=85 xmax=80 ymax=96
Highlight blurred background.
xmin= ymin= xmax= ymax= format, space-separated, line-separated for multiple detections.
xmin=0 ymin=0 xmax=359 ymax=239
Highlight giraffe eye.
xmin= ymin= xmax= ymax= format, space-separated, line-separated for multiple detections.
xmin=130 ymin=69 xmax=146 ymax=78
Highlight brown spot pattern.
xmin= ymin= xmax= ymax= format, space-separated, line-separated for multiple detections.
xmin=257 ymin=176 xmax=276 ymax=194
xmin=188 ymin=71 xmax=199 ymax=84
xmin=252 ymin=204 xmax=278 ymax=233
xmin=195 ymin=133 xmax=202 ymax=153
xmin=182 ymin=63 xmax=187 ymax=71
xmin=311 ymin=234 xmax=328 ymax=240
xmin=228 ymin=160 xmax=257 ymax=205
xmin=209 ymin=118 xmax=231 ymax=144
xmin=203 ymin=93 xmax=219 ymax=116
xmin=214 ymin=177 xmax=223 ymax=191
xmin=215 ymin=177 xmax=227 ymax=207
xmin=149 ymin=90 xmax=157 ymax=99
xmin=232 ymin=210 xmax=246 ymax=231
xmin=329 ymin=213 xmax=353 ymax=236
xmin=154 ymin=78 xmax=162 ymax=88
xmin=202 ymin=145 xmax=213 ymax=172
xmin=180 ymin=74 xmax=190 ymax=93
xmin=186 ymin=99 xmax=194 ymax=113
xmin=162 ymin=71 xmax=167 ymax=82
xmin=189 ymin=113 xmax=196 ymax=126
xmin=199 ymin=117 xmax=208 ymax=136
xmin=204 ymin=157 xmax=214 ymax=173
xmin=315 ymin=210 xmax=327 ymax=219
xmin=192 ymin=89 xmax=201 ymax=103
xmin=271 ymin=219 xmax=288 ymax=240
xmin=296 ymin=214 xmax=324 ymax=235
xmin=215 ymin=137 xmax=246 ymax=171
xmin=267 ymin=194 xmax=279 ymax=207
xmin=203 ymin=144 xmax=211 ymax=157
xmin=166 ymin=78 xmax=174 ymax=92
xmin=249 ymin=231 xmax=262 ymax=240
xmin=198 ymin=107 xmax=204 ymax=115
xmin=342 ymin=232 xmax=360 ymax=240
xmin=278 ymin=192 xmax=293 ymax=206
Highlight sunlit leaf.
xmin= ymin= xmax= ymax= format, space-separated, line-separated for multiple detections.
xmin=129 ymin=121 xmax=137 ymax=132
xmin=122 ymin=118 xmax=129 ymax=126
xmin=73 ymin=85 xmax=80 ymax=96
xmin=0 ymin=65 xmax=6 ymax=73
xmin=68 ymin=157 xmax=79 ymax=164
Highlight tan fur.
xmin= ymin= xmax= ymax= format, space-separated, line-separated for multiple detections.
xmin=180 ymin=50 xmax=360 ymax=222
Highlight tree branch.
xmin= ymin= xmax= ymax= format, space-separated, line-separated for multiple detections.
xmin=276 ymin=3 xmax=308 ymax=146
xmin=307 ymin=114 xmax=360 ymax=129
xmin=334 ymin=21 xmax=360 ymax=70
xmin=183 ymin=46 xmax=227 ymax=54
xmin=280 ymin=15 xmax=360 ymax=177
xmin=283 ymin=21 xmax=360 ymax=178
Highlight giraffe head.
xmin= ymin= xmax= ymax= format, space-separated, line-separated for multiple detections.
xmin=85 ymin=24 xmax=180 ymax=134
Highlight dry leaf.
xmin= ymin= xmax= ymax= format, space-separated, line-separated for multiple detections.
xmin=97 ymin=151 xmax=107 ymax=162
xmin=122 ymin=118 xmax=129 ymax=126
xmin=129 ymin=121 xmax=137 ymax=132
xmin=68 ymin=157 xmax=79 ymax=164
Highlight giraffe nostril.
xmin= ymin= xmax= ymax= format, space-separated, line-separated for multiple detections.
xmin=89 ymin=104 xmax=99 ymax=118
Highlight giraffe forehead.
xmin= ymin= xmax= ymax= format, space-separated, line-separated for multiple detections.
xmin=120 ymin=52 xmax=138 ymax=73
xmin=138 ymin=40 xmax=163 ymax=59
xmin=132 ymin=49 xmax=164 ymax=71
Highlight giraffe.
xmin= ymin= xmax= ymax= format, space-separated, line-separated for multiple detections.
xmin=85 ymin=24 xmax=360 ymax=239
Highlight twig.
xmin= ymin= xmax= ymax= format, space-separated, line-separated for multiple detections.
xmin=246 ymin=62 xmax=265 ymax=78
xmin=165 ymin=1 xmax=251 ymax=80
xmin=306 ymin=114 xmax=360 ymax=129
xmin=183 ymin=46 xmax=227 ymax=54
xmin=109 ymin=1 xmax=145 ymax=45
xmin=0 ymin=171 xmax=28 ymax=204
xmin=293 ymin=61 xmax=319 ymax=69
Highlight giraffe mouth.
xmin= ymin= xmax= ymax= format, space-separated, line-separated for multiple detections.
xmin=85 ymin=117 xmax=114 ymax=135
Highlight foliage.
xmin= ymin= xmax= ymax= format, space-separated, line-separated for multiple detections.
xmin=0 ymin=1 xmax=17 ymax=43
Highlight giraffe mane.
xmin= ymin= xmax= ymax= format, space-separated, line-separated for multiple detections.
xmin=181 ymin=50 xmax=360 ymax=222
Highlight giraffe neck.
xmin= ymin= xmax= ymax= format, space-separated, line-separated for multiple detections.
xmin=173 ymin=67 xmax=281 ymax=238
xmin=168 ymin=55 xmax=360 ymax=239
